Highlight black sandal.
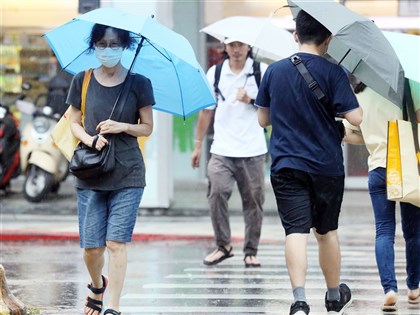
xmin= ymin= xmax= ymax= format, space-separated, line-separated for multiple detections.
xmin=244 ymin=254 xmax=261 ymax=268
xmin=104 ymin=309 xmax=122 ymax=315
xmin=203 ymin=246 xmax=234 ymax=266
xmin=85 ymin=275 xmax=108 ymax=315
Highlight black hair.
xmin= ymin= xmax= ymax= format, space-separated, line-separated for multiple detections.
xmin=348 ymin=72 xmax=367 ymax=94
xmin=222 ymin=44 xmax=254 ymax=60
xmin=295 ymin=10 xmax=331 ymax=46
xmin=87 ymin=24 xmax=136 ymax=52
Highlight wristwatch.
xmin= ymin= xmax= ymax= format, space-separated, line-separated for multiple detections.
xmin=249 ymin=98 xmax=255 ymax=105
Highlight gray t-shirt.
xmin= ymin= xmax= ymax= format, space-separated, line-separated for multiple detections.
xmin=66 ymin=70 xmax=155 ymax=190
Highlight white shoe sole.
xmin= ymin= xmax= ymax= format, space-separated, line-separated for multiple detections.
xmin=293 ymin=311 xmax=308 ymax=315
xmin=327 ymin=297 xmax=353 ymax=315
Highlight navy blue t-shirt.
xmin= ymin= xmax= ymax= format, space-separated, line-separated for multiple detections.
xmin=256 ymin=53 xmax=359 ymax=176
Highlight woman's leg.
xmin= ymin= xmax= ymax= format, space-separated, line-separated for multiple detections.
xmin=105 ymin=187 xmax=143 ymax=312
xmin=106 ymin=241 xmax=127 ymax=311
xmin=78 ymin=188 xmax=109 ymax=315
xmin=400 ymin=202 xmax=420 ymax=292
xmin=368 ymin=168 xmax=398 ymax=294
xmin=84 ymin=247 xmax=107 ymax=315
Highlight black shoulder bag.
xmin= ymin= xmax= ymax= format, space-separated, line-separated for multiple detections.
xmin=70 ymin=73 xmax=134 ymax=180
xmin=290 ymin=55 xmax=345 ymax=139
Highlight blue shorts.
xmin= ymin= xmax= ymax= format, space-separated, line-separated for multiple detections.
xmin=271 ymin=168 xmax=344 ymax=236
xmin=77 ymin=187 xmax=144 ymax=248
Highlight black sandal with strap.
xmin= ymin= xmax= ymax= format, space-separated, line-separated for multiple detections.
xmin=85 ymin=275 xmax=108 ymax=315
xmin=203 ymin=246 xmax=234 ymax=266
xmin=244 ymin=254 xmax=261 ymax=268
xmin=104 ymin=309 xmax=122 ymax=315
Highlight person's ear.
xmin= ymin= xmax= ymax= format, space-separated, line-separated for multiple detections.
xmin=293 ymin=31 xmax=299 ymax=43
xmin=325 ymin=35 xmax=332 ymax=46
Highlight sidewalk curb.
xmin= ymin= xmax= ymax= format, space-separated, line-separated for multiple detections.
xmin=0 ymin=231 xmax=246 ymax=242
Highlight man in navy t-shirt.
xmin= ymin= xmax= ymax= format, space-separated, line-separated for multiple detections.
xmin=256 ymin=10 xmax=362 ymax=315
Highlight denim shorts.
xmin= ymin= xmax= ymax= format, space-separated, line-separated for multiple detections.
xmin=77 ymin=187 xmax=144 ymax=248
xmin=271 ymin=168 xmax=344 ymax=235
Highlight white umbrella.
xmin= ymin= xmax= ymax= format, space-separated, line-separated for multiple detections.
xmin=200 ymin=16 xmax=298 ymax=60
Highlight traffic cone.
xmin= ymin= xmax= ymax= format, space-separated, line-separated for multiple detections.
xmin=0 ymin=264 xmax=26 ymax=315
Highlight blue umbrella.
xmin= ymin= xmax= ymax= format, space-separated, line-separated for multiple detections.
xmin=44 ymin=7 xmax=215 ymax=118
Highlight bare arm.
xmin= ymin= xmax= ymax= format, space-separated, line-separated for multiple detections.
xmin=69 ymin=105 xmax=104 ymax=149
xmin=191 ymin=109 xmax=215 ymax=168
xmin=343 ymin=127 xmax=364 ymax=145
xmin=343 ymin=107 xmax=363 ymax=126
xmin=258 ymin=107 xmax=270 ymax=128
xmin=96 ymin=105 xmax=153 ymax=138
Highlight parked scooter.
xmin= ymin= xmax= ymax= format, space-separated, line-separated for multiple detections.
xmin=19 ymin=95 xmax=69 ymax=202
xmin=0 ymin=101 xmax=21 ymax=192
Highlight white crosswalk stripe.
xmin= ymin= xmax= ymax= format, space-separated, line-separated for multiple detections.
xmin=120 ymin=234 xmax=419 ymax=315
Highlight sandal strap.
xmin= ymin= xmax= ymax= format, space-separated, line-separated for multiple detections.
xmin=87 ymin=275 xmax=107 ymax=294
xmin=85 ymin=297 xmax=102 ymax=312
xmin=104 ymin=309 xmax=121 ymax=315
xmin=217 ymin=246 xmax=231 ymax=256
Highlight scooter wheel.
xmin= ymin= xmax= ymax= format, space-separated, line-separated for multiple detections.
xmin=23 ymin=165 xmax=53 ymax=203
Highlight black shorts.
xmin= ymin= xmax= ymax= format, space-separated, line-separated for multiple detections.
xmin=271 ymin=168 xmax=345 ymax=235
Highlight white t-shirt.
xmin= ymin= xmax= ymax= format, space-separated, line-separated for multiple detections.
xmin=206 ymin=58 xmax=268 ymax=158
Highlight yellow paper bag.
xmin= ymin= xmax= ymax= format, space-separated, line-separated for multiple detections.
xmin=386 ymin=120 xmax=420 ymax=207
xmin=50 ymin=69 xmax=92 ymax=161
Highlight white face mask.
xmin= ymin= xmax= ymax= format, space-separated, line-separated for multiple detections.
xmin=95 ymin=47 xmax=123 ymax=68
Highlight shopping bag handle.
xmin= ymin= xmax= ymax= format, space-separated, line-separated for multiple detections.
xmin=402 ymin=78 xmax=420 ymax=167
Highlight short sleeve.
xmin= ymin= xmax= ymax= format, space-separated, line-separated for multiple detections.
xmin=255 ymin=65 xmax=272 ymax=108
xmin=133 ymin=74 xmax=155 ymax=109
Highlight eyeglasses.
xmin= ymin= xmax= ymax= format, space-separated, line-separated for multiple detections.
xmin=95 ymin=42 xmax=122 ymax=50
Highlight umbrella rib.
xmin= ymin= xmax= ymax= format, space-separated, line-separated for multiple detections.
xmin=144 ymin=38 xmax=172 ymax=62
xmin=338 ymin=49 xmax=351 ymax=65
xmin=62 ymin=48 xmax=90 ymax=71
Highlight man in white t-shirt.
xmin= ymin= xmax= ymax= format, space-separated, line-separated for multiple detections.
xmin=191 ymin=39 xmax=268 ymax=267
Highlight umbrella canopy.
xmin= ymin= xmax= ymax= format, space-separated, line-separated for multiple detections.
xmin=44 ymin=7 xmax=215 ymax=117
xmin=200 ymin=16 xmax=298 ymax=60
xmin=288 ymin=0 xmax=405 ymax=108
xmin=383 ymin=31 xmax=419 ymax=84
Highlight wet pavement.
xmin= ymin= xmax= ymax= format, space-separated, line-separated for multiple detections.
xmin=2 ymin=236 xmax=419 ymax=314
xmin=1 ymin=176 xmax=420 ymax=314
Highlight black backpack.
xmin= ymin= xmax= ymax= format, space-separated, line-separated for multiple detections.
xmin=214 ymin=60 xmax=261 ymax=101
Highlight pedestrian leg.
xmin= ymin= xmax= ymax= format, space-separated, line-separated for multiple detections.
xmin=401 ymin=202 xmax=420 ymax=304
xmin=106 ymin=241 xmax=127 ymax=312
xmin=205 ymin=154 xmax=235 ymax=264
xmin=235 ymin=155 xmax=265 ymax=266
xmin=84 ymin=246 xmax=106 ymax=315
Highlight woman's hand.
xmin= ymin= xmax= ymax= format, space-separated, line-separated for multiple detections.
xmin=91 ymin=134 xmax=109 ymax=151
xmin=96 ymin=119 xmax=126 ymax=135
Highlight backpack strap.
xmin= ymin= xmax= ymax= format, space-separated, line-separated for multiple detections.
xmin=213 ymin=62 xmax=225 ymax=101
xmin=252 ymin=61 xmax=261 ymax=88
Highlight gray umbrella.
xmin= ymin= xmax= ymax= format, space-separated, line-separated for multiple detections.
xmin=288 ymin=0 xmax=405 ymax=108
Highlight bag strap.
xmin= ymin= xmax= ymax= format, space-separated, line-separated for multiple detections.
xmin=214 ymin=61 xmax=225 ymax=101
xmin=251 ymin=61 xmax=261 ymax=88
xmin=81 ymin=68 xmax=93 ymax=124
xmin=109 ymin=73 xmax=134 ymax=122
xmin=290 ymin=55 xmax=329 ymax=107
xmin=402 ymin=78 xmax=420 ymax=166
